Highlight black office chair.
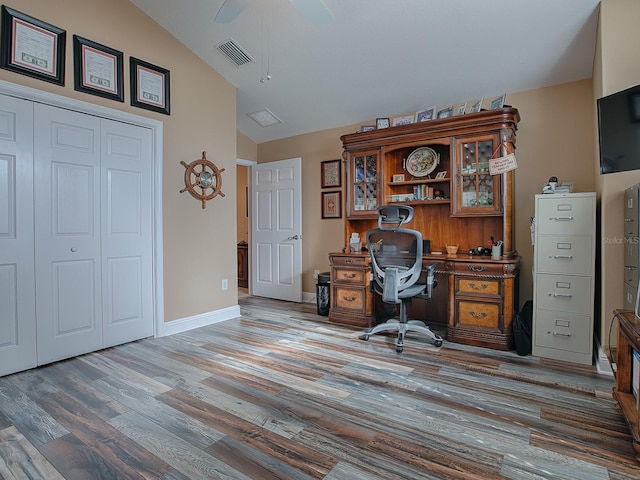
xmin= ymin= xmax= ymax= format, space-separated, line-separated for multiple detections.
xmin=361 ymin=205 xmax=443 ymax=353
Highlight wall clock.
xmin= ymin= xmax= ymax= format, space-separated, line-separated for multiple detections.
xmin=179 ymin=151 xmax=225 ymax=209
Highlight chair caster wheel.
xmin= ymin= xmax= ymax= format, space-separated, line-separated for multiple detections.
xmin=396 ymin=345 xmax=403 ymax=353
xmin=434 ymin=339 xmax=443 ymax=347
xmin=362 ymin=334 xmax=369 ymax=341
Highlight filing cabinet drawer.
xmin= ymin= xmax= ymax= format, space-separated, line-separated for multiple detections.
xmin=624 ymin=265 xmax=638 ymax=289
xmin=534 ymin=274 xmax=592 ymax=314
xmin=536 ymin=196 xmax=594 ymax=235
xmin=624 ymin=240 xmax=638 ymax=269
xmin=333 ymin=268 xmax=365 ymax=284
xmin=624 ymin=283 xmax=637 ymax=311
xmin=535 ymin=235 xmax=593 ymax=275
xmin=534 ymin=309 xmax=591 ymax=354
xmin=625 ymin=186 xmax=638 ymax=237
xmin=457 ymin=277 xmax=501 ymax=296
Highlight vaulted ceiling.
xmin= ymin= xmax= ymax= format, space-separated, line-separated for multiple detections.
xmin=130 ymin=0 xmax=601 ymax=143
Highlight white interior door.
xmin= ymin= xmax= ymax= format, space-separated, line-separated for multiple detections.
xmin=251 ymin=158 xmax=302 ymax=302
xmin=34 ymin=104 xmax=103 ymax=364
xmin=101 ymin=118 xmax=154 ymax=347
xmin=0 ymin=95 xmax=37 ymax=376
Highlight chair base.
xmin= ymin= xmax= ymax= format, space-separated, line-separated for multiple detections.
xmin=361 ymin=318 xmax=443 ymax=353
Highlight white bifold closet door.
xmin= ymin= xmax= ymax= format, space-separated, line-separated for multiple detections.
xmin=0 ymin=95 xmax=37 ymax=375
xmin=33 ymin=103 xmax=154 ymax=365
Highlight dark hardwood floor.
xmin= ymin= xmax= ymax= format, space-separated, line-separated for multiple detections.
xmin=0 ymin=295 xmax=638 ymax=479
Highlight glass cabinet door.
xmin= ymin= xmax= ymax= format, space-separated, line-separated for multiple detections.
xmin=454 ymin=136 xmax=502 ymax=215
xmin=348 ymin=150 xmax=379 ymax=217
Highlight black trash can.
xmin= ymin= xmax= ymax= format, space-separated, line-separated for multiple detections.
xmin=316 ymin=272 xmax=331 ymax=316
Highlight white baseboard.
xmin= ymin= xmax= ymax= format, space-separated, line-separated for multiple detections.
xmin=595 ymin=337 xmax=614 ymax=376
xmin=159 ymin=305 xmax=241 ymax=337
xmin=303 ymin=291 xmax=315 ymax=303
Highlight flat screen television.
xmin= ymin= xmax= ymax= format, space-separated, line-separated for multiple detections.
xmin=598 ymin=83 xmax=640 ymax=174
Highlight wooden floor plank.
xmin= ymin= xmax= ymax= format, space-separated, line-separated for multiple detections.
xmin=0 ymin=426 xmax=65 ymax=480
xmin=0 ymin=296 xmax=638 ymax=479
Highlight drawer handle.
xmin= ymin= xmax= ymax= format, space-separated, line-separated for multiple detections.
xmin=625 ymin=266 xmax=638 ymax=270
xmin=345 ymin=259 xmax=354 ymax=264
xmin=550 ymin=331 xmax=572 ymax=337
xmin=342 ymin=295 xmax=357 ymax=302
xmin=468 ymin=282 xmax=488 ymax=290
xmin=468 ymin=265 xmax=487 ymax=272
xmin=549 ymin=293 xmax=572 ymax=298
xmin=550 ymin=255 xmax=573 ymax=259
xmin=549 ymin=216 xmax=574 ymax=221
xmin=343 ymin=273 xmax=357 ymax=278
xmin=469 ymin=311 xmax=488 ymax=318
xmin=625 ymin=218 xmax=635 ymax=222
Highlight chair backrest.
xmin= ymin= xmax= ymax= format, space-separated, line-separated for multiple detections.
xmin=366 ymin=205 xmax=423 ymax=303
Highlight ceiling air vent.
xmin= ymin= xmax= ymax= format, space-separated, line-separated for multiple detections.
xmin=216 ymin=38 xmax=255 ymax=67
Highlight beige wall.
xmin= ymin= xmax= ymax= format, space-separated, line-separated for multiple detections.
xmin=2 ymin=0 xmax=238 ymax=322
xmin=597 ymin=0 xmax=640 ymax=346
xmin=258 ymin=80 xmax=597 ymax=300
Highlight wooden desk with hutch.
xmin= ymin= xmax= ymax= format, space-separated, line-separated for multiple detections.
xmin=328 ymin=108 xmax=521 ymax=351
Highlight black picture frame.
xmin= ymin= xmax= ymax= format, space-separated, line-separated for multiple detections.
xmin=320 ymin=159 xmax=341 ymax=188
xmin=130 ymin=57 xmax=171 ymax=115
xmin=321 ymin=191 xmax=342 ymax=219
xmin=73 ymin=35 xmax=124 ymax=102
xmin=0 ymin=6 xmax=66 ymax=85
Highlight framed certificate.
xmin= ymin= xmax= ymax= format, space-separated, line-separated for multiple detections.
xmin=0 ymin=6 xmax=66 ymax=85
xmin=130 ymin=57 xmax=170 ymax=115
xmin=73 ymin=35 xmax=123 ymax=102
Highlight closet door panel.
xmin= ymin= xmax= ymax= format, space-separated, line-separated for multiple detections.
xmin=0 ymin=96 xmax=36 ymax=376
xmin=34 ymin=104 xmax=102 ymax=365
xmin=101 ymin=119 xmax=153 ymax=346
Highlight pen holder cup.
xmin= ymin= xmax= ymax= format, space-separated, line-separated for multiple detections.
xmin=491 ymin=244 xmax=502 ymax=259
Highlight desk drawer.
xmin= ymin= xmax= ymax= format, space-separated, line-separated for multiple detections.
xmin=456 ymin=300 xmax=501 ymax=329
xmin=333 ymin=268 xmax=365 ymax=284
xmin=334 ymin=286 xmax=365 ymax=311
xmin=330 ymin=255 xmax=368 ymax=267
xmin=453 ymin=262 xmax=505 ymax=275
xmin=534 ymin=309 xmax=591 ymax=354
xmin=457 ymin=277 xmax=501 ymax=296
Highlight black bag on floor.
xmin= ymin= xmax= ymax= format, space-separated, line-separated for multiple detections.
xmin=513 ymin=300 xmax=533 ymax=356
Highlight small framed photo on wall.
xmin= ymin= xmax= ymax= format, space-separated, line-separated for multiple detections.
xmin=321 ymin=191 xmax=342 ymax=219
xmin=73 ymin=35 xmax=124 ymax=102
xmin=130 ymin=57 xmax=170 ymax=115
xmin=321 ymin=159 xmax=341 ymax=188
xmin=0 ymin=6 xmax=66 ymax=85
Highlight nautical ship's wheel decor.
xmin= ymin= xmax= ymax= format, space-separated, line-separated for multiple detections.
xmin=179 ymin=151 xmax=225 ymax=209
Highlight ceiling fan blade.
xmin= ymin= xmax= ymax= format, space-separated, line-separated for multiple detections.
xmin=288 ymin=0 xmax=333 ymax=26
xmin=215 ymin=0 xmax=251 ymax=23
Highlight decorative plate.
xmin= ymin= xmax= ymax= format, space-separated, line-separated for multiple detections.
xmin=405 ymin=147 xmax=439 ymax=177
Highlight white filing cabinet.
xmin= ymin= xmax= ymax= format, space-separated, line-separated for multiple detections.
xmin=624 ymin=184 xmax=639 ymax=310
xmin=533 ymin=192 xmax=596 ymax=365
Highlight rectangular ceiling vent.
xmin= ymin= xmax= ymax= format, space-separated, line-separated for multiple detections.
xmin=216 ymin=38 xmax=255 ymax=67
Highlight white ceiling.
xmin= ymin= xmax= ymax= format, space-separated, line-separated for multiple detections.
xmin=130 ymin=0 xmax=601 ymax=144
